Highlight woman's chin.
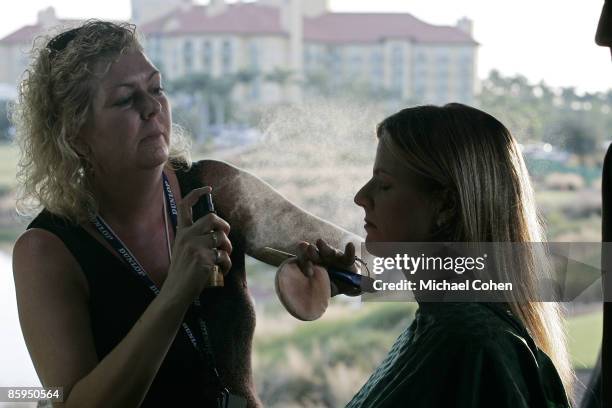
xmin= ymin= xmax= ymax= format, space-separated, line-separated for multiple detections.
xmin=364 ymin=233 xmax=381 ymax=243
xmin=136 ymin=147 xmax=170 ymax=169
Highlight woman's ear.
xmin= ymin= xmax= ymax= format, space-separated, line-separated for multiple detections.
xmin=432 ymin=188 xmax=457 ymax=230
xmin=71 ymin=133 xmax=91 ymax=158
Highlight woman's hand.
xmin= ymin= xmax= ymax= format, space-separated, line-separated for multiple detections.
xmin=162 ymin=186 xmax=233 ymax=304
xmin=296 ymin=239 xmax=358 ymax=296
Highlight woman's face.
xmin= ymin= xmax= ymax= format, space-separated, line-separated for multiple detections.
xmin=354 ymin=137 xmax=439 ymax=242
xmin=78 ymin=50 xmax=171 ymax=175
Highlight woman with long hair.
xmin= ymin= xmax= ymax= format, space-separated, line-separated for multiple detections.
xmin=310 ymin=103 xmax=573 ymax=407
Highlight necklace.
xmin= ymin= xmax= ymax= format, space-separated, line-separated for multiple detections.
xmin=89 ymin=173 xmax=241 ymax=405
xmin=162 ymin=185 xmax=172 ymax=262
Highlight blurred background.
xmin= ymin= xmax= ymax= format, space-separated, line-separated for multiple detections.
xmin=0 ymin=0 xmax=609 ymax=407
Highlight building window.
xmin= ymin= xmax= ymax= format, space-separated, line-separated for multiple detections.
xmin=436 ymin=54 xmax=449 ymax=65
xmin=437 ymin=67 xmax=449 ymax=81
xmin=248 ymin=41 xmax=260 ymax=99
xmin=147 ymin=36 xmax=162 ymax=62
xmin=459 ymin=52 xmax=473 ymax=78
xmin=251 ymin=78 xmax=261 ymax=100
xmin=436 ymin=82 xmax=448 ymax=103
xmin=172 ymin=46 xmax=179 ymax=75
xmin=459 ymin=76 xmax=473 ymax=102
xmin=329 ymin=46 xmax=341 ymax=76
xmin=221 ymin=39 xmax=232 ymax=74
xmin=249 ymin=42 xmax=259 ymax=70
xmin=391 ymin=44 xmax=404 ymax=92
xmin=317 ymin=49 xmax=326 ymax=65
xmin=414 ymin=84 xmax=426 ymax=101
xmin=348 ymin=52 xmax=363 ymax=76
xmin=183 ymin=40 xmax=194 ymax=74
xmin=304 ymin=46 xmax=313 ymax=68
xmin=202 ymin=40 xmax=212 ymax=73
xmin=370 ymin=49 xmax=384 ymax=87
xmin=416 ymin=50 xmax=427 ymax=63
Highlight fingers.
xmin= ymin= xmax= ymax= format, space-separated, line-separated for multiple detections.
xmin=296 ymin=240 xmax=357 ymax=278
xmin=316 ymin=239 xmax=346 ymax=265
xmin=307 ymin=242 xmax=321 ymax=263
xmin=296 ymin=241 xmax=315 ymax=277
xmin=194 ymin=231 xmax=233 ymax=255
xmin=316 ymin=239 xmax=336 ymax=259
xmin=191 ymin=213 xmax=231 ymax=236
xmin=195 ymin=248 xmax=232 ymax=275
xmin=215 ymin=249 xmax=232 ymax=275
xmin=177 ymin=186 xmax=212 ymax=229
xmin=343 ymin=242 xmax=356 ymax=265
xmin=316 ymin=239 xmax=357 ymax=271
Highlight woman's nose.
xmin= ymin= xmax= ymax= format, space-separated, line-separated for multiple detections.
xmin=140 ymin=94 xmax=161 ymax=120
xmin=354 ymin=183 xmax=372 ymax=209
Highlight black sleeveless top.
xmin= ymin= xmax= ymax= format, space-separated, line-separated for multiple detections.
xmin=27 ymin=161 xmax=260 ymax=407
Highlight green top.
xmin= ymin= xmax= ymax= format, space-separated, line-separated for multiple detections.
xmin=346 ymin=302 xmax=571 ymax=408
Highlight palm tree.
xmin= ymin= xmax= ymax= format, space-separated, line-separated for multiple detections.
xmin=264 ymin=68 xmax=295 ymax=100
xmin=171 ymin=73 xmax=239 ymax=143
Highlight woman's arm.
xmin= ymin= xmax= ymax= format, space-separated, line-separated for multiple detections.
xmin=13 ymin=229 xmax=192 ymax=408
xmin=13 ymin=188 xmax=226 ymax=408
xmin=199 ymin=159 xmax=363 ymax=266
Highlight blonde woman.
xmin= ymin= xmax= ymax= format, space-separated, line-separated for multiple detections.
xmin=11 ymin=21 xmax=356 ymax=407
xmin=311 ymin=104 xmax=573 ymax=407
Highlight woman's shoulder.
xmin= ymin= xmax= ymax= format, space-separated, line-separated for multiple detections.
xmin=350 ymin=303 xmax=564 ymax=408
xmin=417 ymin=302 xmax=536 ymax=357
xmin=15 ymin=226 xmax=67 ymax=257
xmin=13 ymin=227 xmax=89 ymax=295
xmin=413 ymin=303 xmax=569 ymax=407
xmin=15 ymin=209 xmax=90 ymax=291
xmin=171 ymin=159 xmax=243 ymax=193
xmin=25 ymin=207 xmax=82 ymax=231
xmin=174 ymin=158 xmax=241 ymax=178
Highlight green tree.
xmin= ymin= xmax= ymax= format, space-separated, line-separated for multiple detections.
xmin=0 ymin=101 xmax=11 ymax=142
xmin=477 ymin=69 xmax=610 ymax=156
xmin=264 ymin=67 xmax=293 ymax=87
xmin=170 ymin=73 xmax=240 ymax=143
xmin=477 ymin=70 xmax=550 ymax=141
xmin=556 ymin=117 xmax=599 ymax=165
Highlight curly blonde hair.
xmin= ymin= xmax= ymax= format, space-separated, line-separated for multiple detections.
xmin=12 ymin=20 xmax=191 ymax=225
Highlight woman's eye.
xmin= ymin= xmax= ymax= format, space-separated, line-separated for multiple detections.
xmin=115 ymin=95 xmax=133 ymax=106
xmin=377 ymin=181 xmax=391 ymax=191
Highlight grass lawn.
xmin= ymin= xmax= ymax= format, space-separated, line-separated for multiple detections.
xmin=0 ymin=143 xmax=19 ymax=190
xmin=535 ymin=190 xmax=581 ymax=208
xmin=567 ymin=308 xmax=602 ymax=369
xmin=255 ymin=303 xmax=414 ymax=362
xmin=255 ymin=302 xmax=603 ymax=371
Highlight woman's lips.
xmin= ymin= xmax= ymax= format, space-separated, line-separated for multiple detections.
xmin=364 ymin=219 xmax=376 ymax=229
xmin=141 ymin=132 xmax=164 ymax=143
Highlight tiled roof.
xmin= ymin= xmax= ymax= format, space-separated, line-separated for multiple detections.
xmin=141 ymin=3 xmax=285 ymax=36
xmin=0 ymin=20 xmax=81 ymax=45
xmin=304 ymin=13 xmax=476 ymax=44
xmin=1 ymin=4 xmax=477 ymax=46
xmin=141 ymin=3 xmax=477 ymax=45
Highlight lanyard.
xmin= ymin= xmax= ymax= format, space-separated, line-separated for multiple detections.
xmin=89 ymin=172 xmax=225 ymax=390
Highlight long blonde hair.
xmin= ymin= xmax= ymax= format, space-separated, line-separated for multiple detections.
xmin=377 ymin=103 xmax=574 ymax=396
xmin=12 ymin=20 xmax=191 ymax=225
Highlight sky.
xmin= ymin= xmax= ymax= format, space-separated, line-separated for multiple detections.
xmin=0 ymin=0 xmax=609 ymax=93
